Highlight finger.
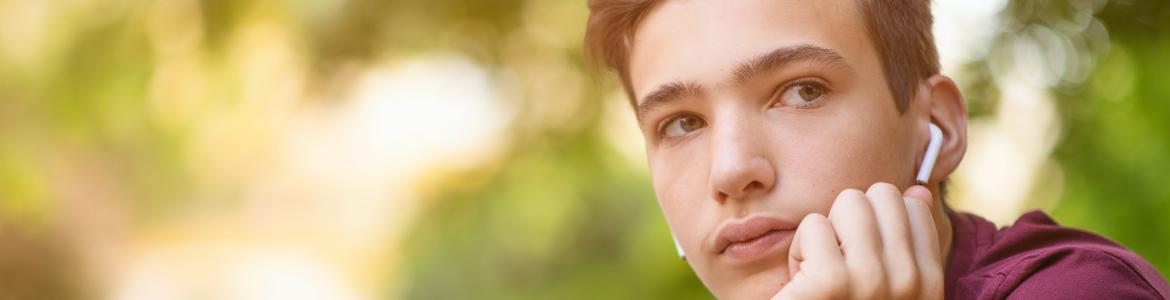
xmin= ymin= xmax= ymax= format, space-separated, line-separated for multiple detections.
xmin=904 ymin=185 xmax=941 ymax=265
xmin=827 ymin=189 xmax=886 ymax=297
xmin=904 ymin=185 xmax=934 ymax=210
xmin=778 ymin=213 xmax=846 ymax=300
xmin=788 ymin=213 xmax=844 ymax=268
xmin=866 ymin=182 xmax=919 ymax=299
xmin=904 ymin=185 xmax=944 ymax=299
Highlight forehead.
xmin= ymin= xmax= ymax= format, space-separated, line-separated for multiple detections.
xmin=628 ymin=0 xmax=877 ymax=101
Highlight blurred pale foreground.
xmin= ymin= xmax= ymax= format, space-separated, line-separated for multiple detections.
xmin=1 ymin=1 xmax=515 ymax=298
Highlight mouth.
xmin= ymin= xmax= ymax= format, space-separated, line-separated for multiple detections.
xmin=714 ymin=216 xmax=798 ymax=261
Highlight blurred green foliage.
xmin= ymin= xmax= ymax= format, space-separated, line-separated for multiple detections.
xmin=401 ymin=130 xmax=708 ymax=299
xmin=1045 ymin=0 xmax=1170 ymax=273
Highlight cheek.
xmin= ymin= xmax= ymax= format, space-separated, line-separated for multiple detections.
xmin=778 ymin=145 xmax=851 ymax=212
xmin=648 ymin=149 xmax=711 ymax=233
xmin=777 ymin=129 xmax=908 ymax=209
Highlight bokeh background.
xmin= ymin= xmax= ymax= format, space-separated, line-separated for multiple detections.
xmin=0 ymin=0 xmax=1167 ymax=299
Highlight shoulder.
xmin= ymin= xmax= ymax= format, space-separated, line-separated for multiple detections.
xmin=949 ymin=211 xmax=1170 ymax=299
xmin=996 ymin=245 xmax=1168 ymax=299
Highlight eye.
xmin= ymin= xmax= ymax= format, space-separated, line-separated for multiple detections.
xmin=775 ymin=80 xmax=828 ymax=108
xmin=660 ymin=114 xmax=706 ymax=139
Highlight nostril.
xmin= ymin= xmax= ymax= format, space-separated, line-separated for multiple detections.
xmin=715 ymin=181 xmax=765 ymax=203
xmin=710 ymin=156 xmax=777 ymax=204
xmin=743 ymin=181 xmax=764 ymax=194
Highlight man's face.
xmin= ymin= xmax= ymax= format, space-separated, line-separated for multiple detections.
xmin=629 ymin=0 xmax=924 ymax=298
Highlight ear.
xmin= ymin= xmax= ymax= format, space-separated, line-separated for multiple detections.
xmin=921 ymin=75 xmax=968 ymax=183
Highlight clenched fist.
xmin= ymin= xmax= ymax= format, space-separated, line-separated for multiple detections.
xmin=772 ymin=183 xmax=944 ymax=300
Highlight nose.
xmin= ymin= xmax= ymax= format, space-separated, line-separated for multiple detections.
xmin=708 ymin=120 xmax=777 ymax=203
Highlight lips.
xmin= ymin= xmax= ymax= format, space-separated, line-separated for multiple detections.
xmin=714 ymin=216 xmax=798 ymax=261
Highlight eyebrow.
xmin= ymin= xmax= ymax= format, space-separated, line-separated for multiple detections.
xmin=635 ymin=44 xmax=852 ymax=121
xmin=732 ymin=44 xmax=850 ymax=83
xmin=636 ymin=80 xmax=704 ymax=121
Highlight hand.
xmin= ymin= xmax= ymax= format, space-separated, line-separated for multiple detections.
xmin=772 ymin=183 xmax=944 ymax=300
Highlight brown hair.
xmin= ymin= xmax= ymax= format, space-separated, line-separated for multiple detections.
xmin=584 ymin=0 xmax=940 ymax=112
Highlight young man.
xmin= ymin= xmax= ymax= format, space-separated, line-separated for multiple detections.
xmin=585 ymin=0 xmax=1170 ymax=299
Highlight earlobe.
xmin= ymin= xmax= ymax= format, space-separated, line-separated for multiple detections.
xmin=924 ymin=75 xmax=968 ymax=183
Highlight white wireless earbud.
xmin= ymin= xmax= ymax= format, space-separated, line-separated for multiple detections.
xmin=916 ymin=123 xmax=944 ymax=185
xmin=672 ymin=233 xmax=685 ymax=260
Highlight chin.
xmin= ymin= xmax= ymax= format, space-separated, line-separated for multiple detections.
xmin=699 ymin=261 xmax=789 ymax=299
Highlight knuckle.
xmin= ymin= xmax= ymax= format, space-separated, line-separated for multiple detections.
xmin=868 ymin=182 xmax=898 ymax=193
xmin=867 ymin=182 xmax=901 ymax=199
xmin=832 ymin=189 xmax=867 ymax=211
xmin=800 ymin=213 xmax=828 ymax=228
xmin=838 ymin=188 xmax=866 ymax=201
xmin=804 ymin=212 xmax=826 ymax=222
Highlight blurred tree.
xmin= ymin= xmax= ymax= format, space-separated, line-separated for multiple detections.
xmin=1040 ymin=0 xmax=1170 ymax=273
xmin=400 ymin=129 xmax=709 ymax=299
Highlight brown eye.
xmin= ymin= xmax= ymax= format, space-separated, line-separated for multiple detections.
xmin=798 ymin=83 xmax=824 ymax=100
xmin=777 ymin=81 xmax=827 ymax=107
xmin=662 ymin=114 xmax=706 ymax=138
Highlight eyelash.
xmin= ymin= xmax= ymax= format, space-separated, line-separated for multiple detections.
xmin=770 ymin=78 xmax=832 ymax=109
xmin=655 ymin=112 xmax=703 ymax=143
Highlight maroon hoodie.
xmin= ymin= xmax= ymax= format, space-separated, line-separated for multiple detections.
xmin=945 ymin=210 xmax=1170 ymax=299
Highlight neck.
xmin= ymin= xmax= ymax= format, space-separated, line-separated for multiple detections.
xmin=933 ymin=185 xmax=955 ymax=268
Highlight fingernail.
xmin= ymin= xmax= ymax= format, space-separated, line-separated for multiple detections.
xmin=905 ymin=185 xmax=934 ymax=206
